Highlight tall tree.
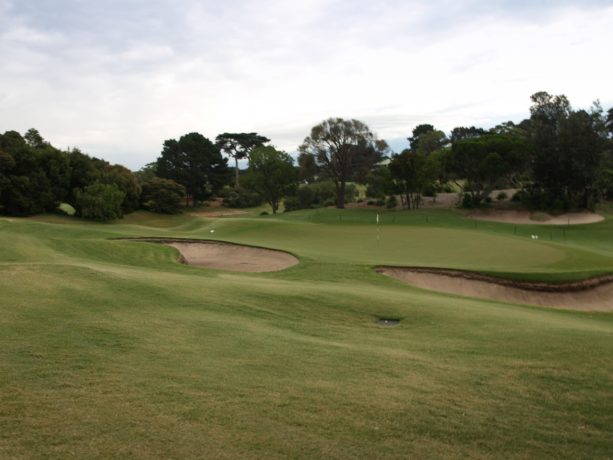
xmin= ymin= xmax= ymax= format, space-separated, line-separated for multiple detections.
xmin=99 ymin=164 xmax=141 ymax=212
xmin=66 ymin=148 xmax=100 ymax=204
xmin=607 ymin=107 xmax=613 ymax=136
xmin=134 ymin=162 xmax=158 ymax=185
xmin=415 ymin=129 xmax=448 ymax=156
xmin=0 ymin=130 xmax=70 ymax=215
xmin=557 ymin=110 xmax=607 ymax=208
xmin=244 ymin=146 xmax=297 ymax=214
xmin=408 ymin=124 xmax=434 ymax=152
xmin=450 ymin=126 xmax=485 ymax=143
xmin=448 ymin=134 xmax=529 ymax=207
xmin=215 ymin=132 xmax=269 ymax=187
xmin=297 ymin=151 xmax=319 ymax=182
xmin=529 ymin=92 xmax=607 ymax=209
xmin=24 ymin=128 xmax=46 ymax=148
xmin=299 ymin=118 xmax=387 ymax=208
xmin=157 ymin=132 xmax=230 ymax=205
xmin=389 ymin=150 xmax=436 ymax=209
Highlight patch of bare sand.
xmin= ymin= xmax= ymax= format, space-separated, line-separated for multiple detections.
xmin=168 ymin=241 xmax=298 ymax=272
xmin=468 ymin=209 xmax=604 ymax=225
xmin=377 ymin=267 xmax=613 ymax=311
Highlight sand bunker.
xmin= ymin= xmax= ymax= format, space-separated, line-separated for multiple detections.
xmin=468 ymin=210 xmax=604 ymax=225
xmin=377 ymin=267 xmax=613 ymax=311
xmin=125 ymin=238 xmax=298 ymax=272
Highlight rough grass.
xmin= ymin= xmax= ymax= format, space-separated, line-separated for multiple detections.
xmin=1 ymin=209 xmax=613 ymax=459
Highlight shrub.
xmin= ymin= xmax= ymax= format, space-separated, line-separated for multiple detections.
xmin=309 ymin=181 xmax=336 ymax=205
xmin=284 ymin=181 xmax=342 ymax=211
xmin=344 ymin=183 xmax=357 ymax=204
xmin=422 ymin=183 xmax=437 ymax=197
xmin=141 ymin=177 xmax=186 ymax=213
xmin=511 ymin=190 xmax=524 ymax=202
xmin=461 ymin=194 xmax=481 ymax=208
xmin=221 ymin=186 xmax=262 ymax=208
xmin=366 ymin=183 xmax=384 ymax=199
xmin=386 ymin=195 xmax=397 ymax=209
xmin=496 ymin=191 xmax=508 ymax=201
xmin=75 ymin=182 xmax=125 ymax=221
xmin=282 ymin=196 xmax=301 ymax=212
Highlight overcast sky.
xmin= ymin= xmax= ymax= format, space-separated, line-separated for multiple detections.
xmin=1 ymin=0 xmax=612 ymax=169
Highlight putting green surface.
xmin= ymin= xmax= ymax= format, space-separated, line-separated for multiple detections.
xmin=1 ymin=209 xmax=613 ymax=458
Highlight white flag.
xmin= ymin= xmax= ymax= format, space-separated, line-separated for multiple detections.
xmin=376 ymin=214 xmax=379 ymax=224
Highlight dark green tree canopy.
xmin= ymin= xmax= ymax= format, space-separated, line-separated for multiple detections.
xmin=450 ymin=126 xmax=486 ymax=143
xmin=415 ymin=129 xmax=448 ymax=156
xmin=530 ymin=91 xmax=572 ymax=123
xmin=141 ymin=177 xmax=186 ymax=214
xmin=134 ymin=162 xmax=158 ymax=185
xmin=299 ymin=118 xmax=387 ymax=208
xmin=0 ymin=130 xmax=141 ymax=218
xmin=215 ymin=132 xmax=270 ymax=187
xmin=408 ymin=124 xmax=435 ymax=152
xmin=529 ymin=92 xmax=608 ymax=209
xmin=297 ymin=151 xmax=319 ymax=182
xmin=389 ymin=149 xmax=437 ymax=209
xmin=75 ymin=182 xmax=125 ymax=221
xmin=0 ymin=130 xmax=71 ymax=215
xmin=244 ymin=146 xmax=297 ymax=214
xmin=99 ymin=164 xmax=141 ymax=212
xmin=157 ymin=132 xmax=230 ymax=204
xmin=449 ymin=133 xmax=529 ymax=206
xmin=24 ymin=128 xmax=46 ymax=148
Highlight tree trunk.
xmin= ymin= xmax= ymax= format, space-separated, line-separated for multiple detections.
xmin=234 ymin=157 xmax=240 ymax=188
xmin=336 ymin=181 xmax=346 ymax=209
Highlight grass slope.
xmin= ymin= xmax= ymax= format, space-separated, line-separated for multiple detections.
xmin=1 ymin=209 xmax=612 ymax=459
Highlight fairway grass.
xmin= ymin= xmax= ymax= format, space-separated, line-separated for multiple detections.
xmin=1 ymin=209 xmax=613 ymax=458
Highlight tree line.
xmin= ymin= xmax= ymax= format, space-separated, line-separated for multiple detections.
xmin=298 ymin=91 xmax=613 ymax=211
xmin=1 ymin=91 xmax=612 ymax=221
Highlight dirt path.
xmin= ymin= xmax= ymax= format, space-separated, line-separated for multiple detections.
xmin=122 ymin=238 xmax=298 ymax=272
xmin=377 ymin=267 xmax=613 ymax=311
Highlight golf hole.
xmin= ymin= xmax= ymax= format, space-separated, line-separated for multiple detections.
xmin=377 ymin=318 xmax=400 ymax=327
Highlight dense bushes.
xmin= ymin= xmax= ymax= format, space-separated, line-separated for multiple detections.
xmin=220 ymin=186 xmax=262 ymax=208
xmin=75 ymin=183 xmax=125 ymax=221
xmin=0 ymin=129 xmax=142 ymax=219
xmin=285 ymin=181 xmax=356 ymax=211
xmin=141 ymin=178 xmax=186 ymax=213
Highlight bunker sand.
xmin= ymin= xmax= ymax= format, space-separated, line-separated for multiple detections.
xmin=123 ymin=238 xmax=299 ymax=272
xmin=467 ymin=210 xmax=604 ymax=225
xmin=377 ymin=267 xmax=613 ymax=311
